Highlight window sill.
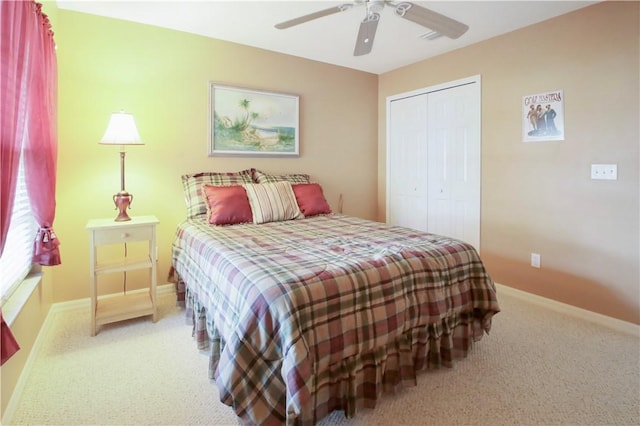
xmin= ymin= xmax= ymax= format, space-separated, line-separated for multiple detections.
xmin=2 ymin=271 xmax=43 ymax=327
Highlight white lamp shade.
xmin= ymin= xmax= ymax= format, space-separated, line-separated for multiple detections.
xmin=99 ymin=112 xmax=143 ymax=145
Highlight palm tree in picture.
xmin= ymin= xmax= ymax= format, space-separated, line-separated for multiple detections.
xmin=237 ymin=100 xmax=259 ymax=132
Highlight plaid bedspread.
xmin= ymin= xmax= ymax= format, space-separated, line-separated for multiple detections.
xmin=171 ymin=214 xmax=500 ymax=426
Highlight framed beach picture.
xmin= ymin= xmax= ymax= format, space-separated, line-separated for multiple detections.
xmin=522 ymin=89 xmax=564 ymax=142
xmin=209 ymin=83 xmax=299 ymax=157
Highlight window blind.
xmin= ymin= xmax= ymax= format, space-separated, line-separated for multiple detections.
xmin=0 ymin=152 xmax=37 ymax=305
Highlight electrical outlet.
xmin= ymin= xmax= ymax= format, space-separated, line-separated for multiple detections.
xmin=531 ymin=253 xmax=541 ymax=268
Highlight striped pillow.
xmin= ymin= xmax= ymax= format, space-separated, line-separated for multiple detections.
xmin=181 ymin=170 xmax=254 ymax=218
xmin=242 ymin=181 xmax=302 ymax=224
xmin=253 ymin=169 xmax=310 ymax=184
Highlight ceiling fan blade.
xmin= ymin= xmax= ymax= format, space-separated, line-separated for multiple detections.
xmin=275 ymin=4 xmax=354 ymax=29
xmin=354 ymin=12 xmax=380 ymax=56
xmin=394 ymin=2 xmax=468 ymax=39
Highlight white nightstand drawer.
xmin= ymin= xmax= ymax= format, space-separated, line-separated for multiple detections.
xmin=93 ymin=225 xmax=153 ymax=246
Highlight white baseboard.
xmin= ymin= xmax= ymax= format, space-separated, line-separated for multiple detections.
xmin=495 ymin=283 xmax=640 ymax=337
xmin=51 ymin=283 xmax=176 ymax=313
xmin=1 ymin=283 xmax=176 ymax=425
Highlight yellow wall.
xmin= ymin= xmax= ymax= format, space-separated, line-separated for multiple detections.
xmin=0 ymin=273 xmax=53 ymax=418
xmin=52 ymin=10 xmax=378 ymax=302
xmin=1 ymin=2 xmax=58 ymax=418
xmin=378 ymin=1 xmax=640 ymax=324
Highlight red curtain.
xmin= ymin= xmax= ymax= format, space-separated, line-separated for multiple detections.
xmin=24 ymin=2 xmax=60 ymax=265
xmin=0 ymin=0 xmax=60 ymax=365
xmin=1 ymin=311 xmax=21 ymax=366
xmin=0 ymin=0 xmax=30 ymax=256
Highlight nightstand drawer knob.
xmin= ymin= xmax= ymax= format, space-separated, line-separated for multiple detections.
xmin=121 ymin=233 xmax=129 ymax=239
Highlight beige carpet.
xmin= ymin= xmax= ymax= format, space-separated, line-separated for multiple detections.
xmin=5 ymin=288 xmax=640 ymax=425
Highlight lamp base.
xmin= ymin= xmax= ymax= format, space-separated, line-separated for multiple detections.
xmin=113 ymin=191 xmax=133 ymax=221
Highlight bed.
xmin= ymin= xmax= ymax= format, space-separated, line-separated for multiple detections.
xmin=171 ymin=170 xmax=500 ymax=426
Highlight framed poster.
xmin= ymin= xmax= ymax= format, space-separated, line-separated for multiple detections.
xmin=209 ymin=83 xmax=299 ymax=157
xmin=522 ymin=89 xmax=564 ymax=142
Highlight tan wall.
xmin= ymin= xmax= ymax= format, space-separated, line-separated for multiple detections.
xmin=378 ymin=1 xmax=640 ymax=324
xmin=52 ymin=10 xmax=378 ymax=303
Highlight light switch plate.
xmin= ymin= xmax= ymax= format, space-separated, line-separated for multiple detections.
xmin=591 ymin=164 xmax=617 ymax=180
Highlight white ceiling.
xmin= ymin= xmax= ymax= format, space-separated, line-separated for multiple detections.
xmin=57 ymin=0 xmax=598 ymax=74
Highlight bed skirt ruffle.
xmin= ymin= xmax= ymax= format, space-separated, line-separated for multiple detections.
xmin=181 ymin=283 xmax=495 ymax=425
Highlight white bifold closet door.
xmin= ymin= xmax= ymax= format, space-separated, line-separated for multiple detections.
xmin=387 ymin=77 xmax=481 ymax=250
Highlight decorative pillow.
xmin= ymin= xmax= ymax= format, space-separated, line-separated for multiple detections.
xmin=242 ymin=181 xmax=302 ymax=224
xmin=181 ymin=169 xmax=254 ymax=218
xmin=292 ymin=183 xmax=332 ymax=217
xmin=202 ymin=184 xmax=253 ymax=226
xmin=253 ymin=169 xmax=311 ymax=184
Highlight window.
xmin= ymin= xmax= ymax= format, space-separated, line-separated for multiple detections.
xmin=0 ymin=149 xmax=37 ymax=305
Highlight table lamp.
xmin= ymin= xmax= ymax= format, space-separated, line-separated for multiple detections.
xmin=99 ymin=111 xmax=143 ymax=221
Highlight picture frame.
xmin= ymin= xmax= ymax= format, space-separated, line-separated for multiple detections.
xmin=522 ymin=89 xmax=564 ymax=142
xmin=209 ymin=83 xmax=299 ymax=157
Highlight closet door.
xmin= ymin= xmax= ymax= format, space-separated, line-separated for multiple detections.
xmin=426 ymin=83 xmax=480 ymax=249
xmin=386 ymin=78 xmax=481 ymax=250
xmin=387 ymin=93 xmax=428 ymax=232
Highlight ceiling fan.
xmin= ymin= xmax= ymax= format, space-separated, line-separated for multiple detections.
xmin=275 ymin=1 xmax=469 ymax=57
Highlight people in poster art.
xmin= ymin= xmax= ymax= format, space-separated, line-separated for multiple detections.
xmin=526 ymin=103 xmax=560 ymax=137
xmin=527 ymin=105 xmax=537 ymax=132
xmin=545 ymin=104 xmax=557 ymax=133
xmin=535 ymin=104 xmax=546 ymax=133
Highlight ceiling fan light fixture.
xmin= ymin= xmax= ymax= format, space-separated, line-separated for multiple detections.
xmin=367 ymin=0 xmax=385 ymax=14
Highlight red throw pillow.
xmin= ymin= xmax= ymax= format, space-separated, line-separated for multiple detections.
xmin=202 ymin=185 xmax=253 ymax=225
xmin=292 ymin=183 xmax=332 ymax=217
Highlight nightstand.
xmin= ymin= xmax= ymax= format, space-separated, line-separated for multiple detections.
xmin=86 ymin=215 xmax=159 ymax=336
